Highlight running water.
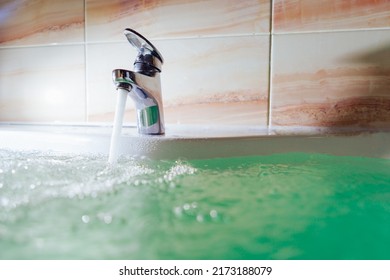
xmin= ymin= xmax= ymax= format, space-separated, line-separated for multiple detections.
xmin=108 ymin=88 xmax=128 ymax=164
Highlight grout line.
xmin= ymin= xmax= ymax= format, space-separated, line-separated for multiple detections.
xmin=1 ymin=26 xmax=389 ymax=50
xmin=151 ymin=32 xmax=270 ymax=41
xmin=83 ymin=33 xmax=271 ymax=45
xmin=0 ymin=34 xmax=269 ymax=51
xmin=0 ymin=42 xmax=85 ymax=49
xmin=83 ymin=0 xmax=89 ymax=123
xmin=272 ymin=26 xmax=390 ymax=35
xmin=0 ymin=33 xmax=270 ymax=50
xmin=267 ymin=0 xmax=274 ymax=128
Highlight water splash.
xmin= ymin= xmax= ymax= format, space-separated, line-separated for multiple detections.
xmin=163 ymin=160 xmax=197 ymax=182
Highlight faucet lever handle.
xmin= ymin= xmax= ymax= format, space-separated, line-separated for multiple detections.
xmin=124 ymin=28 xmax=164 ymax=66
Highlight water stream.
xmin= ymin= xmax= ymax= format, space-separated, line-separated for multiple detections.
xmin=108 ymin=89 xmax=128 ymax=164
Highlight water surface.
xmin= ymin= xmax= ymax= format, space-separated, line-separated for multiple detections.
xmin=1 ymin=149 xmax=389 ymax=259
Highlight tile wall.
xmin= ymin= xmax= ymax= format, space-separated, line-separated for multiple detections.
xmin=272 ymin=0 xmax=390 ymax=129
xmin=0 ymin=0 xmax=389 ymax=130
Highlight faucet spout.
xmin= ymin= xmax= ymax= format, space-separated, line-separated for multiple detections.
xmin=112 ymin=28 xmax=165 ymax=135
xmin=112 ymin=69 xmax=165 ymax=135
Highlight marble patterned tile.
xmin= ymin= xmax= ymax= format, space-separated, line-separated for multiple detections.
xmin=274 ymin=0 xmax=390 ymax=32
xmin=87 ymin=35 xmax=269 ymax=125
xmin=85 ymin=42 xmax=136 ymax=123
xmin=86 ymin=0 xmax=270 ymax=42
xmin=0 ymin=45 xmax=86 ymax=122
xmin=271 ymin=30 xmax=390 ymax=128
xmin=0 ymin=0 xmax=84 ymax=46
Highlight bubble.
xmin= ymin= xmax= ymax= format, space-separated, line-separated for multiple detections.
xmin=97 ymin=213 xmax=112 ymax=224
xmin=210 ymin=209 xmax=218 ymax=218
xmin=0 ymin=183 xmax=3 ymax=189
xmin=81 ymin=215 xmax=90 ymax=224
xmin=103 ymin=215 xmax=112 ymax=224
xmin=196 ymin=214 xmax=204 ymax=222
xmin=174 ymin=206 xmax=182 ymax=216
xmin=1 ymin=197 xmax=9 ymax=207
xmin=30 ymin=184 xmax=36 ymax=190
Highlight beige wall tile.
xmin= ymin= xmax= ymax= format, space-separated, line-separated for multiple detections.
xmin=2 ymin=0 xmax=389 ymax=130
xmin=0 ymin=46 xmax=86 ymax=122
xmin=0 ymin=0 xmax=84 ymax=46
xmin=86 ymin=42 xmax=136 ymax=123
xmin=87 ymin=35 xmax=269 ymax=125
xmin=271 ymin=30 xmax=390 ymax=128
xmin=1 ymin=0 xmax=270 ymax=126
xmin=86 ymin=0 xmax=270 ymax=42
xmin=274 ymin=0 xmax=390 ymax=32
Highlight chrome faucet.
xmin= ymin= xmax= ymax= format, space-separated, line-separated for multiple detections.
xmin=112 ymin=28 xmax=165 ymax=135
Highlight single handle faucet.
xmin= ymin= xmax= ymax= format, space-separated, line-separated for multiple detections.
xmin=112 ymin=28 xmax=165 ymax=135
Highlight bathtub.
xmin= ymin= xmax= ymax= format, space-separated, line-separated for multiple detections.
xmin=1 ymin=123 xmax=390 ymax=260
xmin=1 ymin=123 xmax=389 ymax=159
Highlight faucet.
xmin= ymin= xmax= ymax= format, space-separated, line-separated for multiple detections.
xmin=112 ymin=28 xmax=165 ymax=135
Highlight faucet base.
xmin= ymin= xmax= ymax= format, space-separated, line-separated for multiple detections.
xmin=137 ymin=106 xmax=164 ymax=135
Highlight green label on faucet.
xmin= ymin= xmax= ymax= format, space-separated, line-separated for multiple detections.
xmin=138 ymin=106 xmax=159 ymax=127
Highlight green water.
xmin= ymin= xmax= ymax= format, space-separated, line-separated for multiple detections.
xmin=0 ymin=149 xmax=389 ymax=260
